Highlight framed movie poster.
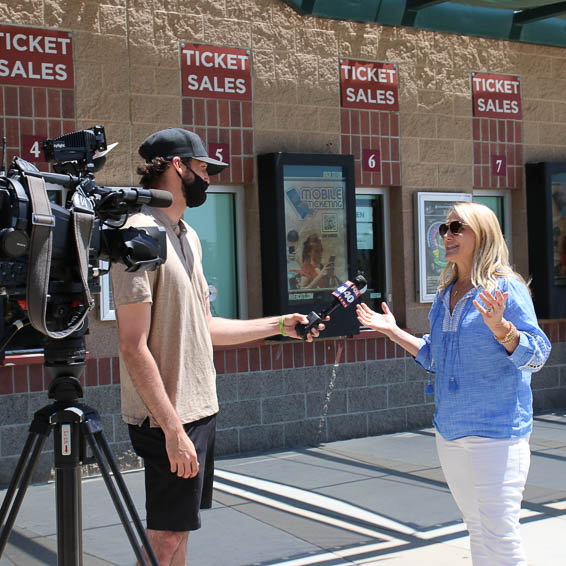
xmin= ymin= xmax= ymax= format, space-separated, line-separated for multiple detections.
xmin=416 ymin=192 xmax=472 ymax=302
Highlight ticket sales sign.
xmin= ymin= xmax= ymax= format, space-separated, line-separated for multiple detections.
xmin=472 ymin=72 xmax=522 ymax=119
xmin=340 ymin=60 xmax=399 ymax=111
xmin=181 ymin=44 xmax=251 ymax=101
xmin=0 ymin=25 xmax=73 ymax=88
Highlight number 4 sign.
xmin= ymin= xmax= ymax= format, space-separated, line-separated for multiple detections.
xmin=362 ymin=149 xmax=380 ymax=172
xmin=208 ymin=143 xmax=229 ymax=165
xmin=491 ymin=154 xmax=507 ymax=177
xmin=21 ymin=135 xmax=47 ymax=162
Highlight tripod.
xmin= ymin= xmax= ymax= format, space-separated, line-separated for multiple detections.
xmin=0 ymin=336 xmax=159 ymax=566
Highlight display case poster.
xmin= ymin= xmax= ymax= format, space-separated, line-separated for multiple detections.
xmin=417 ymin=193 xmax=472 ymax=302
xmin=551 ymin=172 xmax=566 ymax=288
xmin=283 ymin=164 xmax=349 ymax=303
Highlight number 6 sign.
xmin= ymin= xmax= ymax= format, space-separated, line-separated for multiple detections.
xmin=209 ymin=143 xmax=229 ymax=165
xmin=362 ymin=149 xmax=380 ymax=172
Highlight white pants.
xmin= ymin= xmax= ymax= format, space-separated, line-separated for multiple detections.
xmin=436 ymin=432 xmax=530 ymax=566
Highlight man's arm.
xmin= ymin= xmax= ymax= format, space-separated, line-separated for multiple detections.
xmin=115 ymin=302 xmax=198 ymax=479
xmin=206 ymin=299 xmax=322 ymax=345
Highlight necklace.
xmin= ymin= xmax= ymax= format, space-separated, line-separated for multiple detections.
xmin=452 ymin=280 xmax=472 ymax=300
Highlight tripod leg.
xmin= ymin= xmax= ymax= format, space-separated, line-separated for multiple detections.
xmin=55 ymin=466 xmax=82 ymax=566
xmin=83 ymin=428 xmax=159 ymax=566
xmin=0 ymin=431 xmax=47 ymax=556
xmin=52 ymin=412 xmax=85 ymax=566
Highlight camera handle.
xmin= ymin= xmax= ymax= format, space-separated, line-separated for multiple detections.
xmin=0 ymin=338 xmax=159 ymax=566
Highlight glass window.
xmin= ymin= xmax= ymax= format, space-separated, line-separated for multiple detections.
xmin=98 ymin=187 xmax=247 ymax=322
xmin=551 ymin=172 xmax=566 ymax=287
xmin=184 ymin=187 xmax=246 ymax=319
xmin=355 ymin=189 xmax=391 ymax=314
xmin=473 ymin=190 xmax=511 ymax=256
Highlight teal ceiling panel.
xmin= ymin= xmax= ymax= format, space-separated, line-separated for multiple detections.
xmin=308 ymin=0 xmax=381 ymax=21
xmin=281 ymin=0 xmax=566 ymax=48
xmin=413 ymin=4 xmax=514 ymax=39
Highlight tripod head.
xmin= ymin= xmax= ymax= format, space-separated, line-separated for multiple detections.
xmin=43 ymin=331 xmax=88 ymax=403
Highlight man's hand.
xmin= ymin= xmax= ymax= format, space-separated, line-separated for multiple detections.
xmin=164 ymin=426 xmax=199 ymax=479
xmin=283 ymin=313 xmax=326 ymax=342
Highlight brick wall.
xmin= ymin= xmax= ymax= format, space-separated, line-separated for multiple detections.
xmin=1 ymin=323 xmax=564 ymax=486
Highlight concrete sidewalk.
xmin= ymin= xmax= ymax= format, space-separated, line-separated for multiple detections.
xmin=1 ymin=410 xmax=565 ymax=565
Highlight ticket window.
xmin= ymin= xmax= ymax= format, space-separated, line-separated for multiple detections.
xmin=355 ymin=188 xmax=391 ymax=314
xmin=97 ymin=186 xmax=247 ymax=324
xmin=473 ymin=190 xmax=511 ymax=258
xmin=184 ymin=186 xmax=247 ymax=319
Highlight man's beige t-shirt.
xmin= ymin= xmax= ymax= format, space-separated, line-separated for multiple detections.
xmin=110 ymin=206 xmax=218 ymax=427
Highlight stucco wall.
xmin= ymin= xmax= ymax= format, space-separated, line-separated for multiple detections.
xmin=4 ymin=0 xmax=566 ymax=331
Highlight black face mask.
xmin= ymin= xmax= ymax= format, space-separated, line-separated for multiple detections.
xmin=178 ymin=166 xmax=209 ymax=208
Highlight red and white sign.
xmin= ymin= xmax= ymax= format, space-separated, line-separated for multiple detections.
xmin=181 ymin=44 xmax=251 ymax=101
xmin=491 ymin=154 xmax=507 ymax=177
xmin=472 ymin=72 xmax=522 ymax=119
xmin=362 ymin=149 xmax=380 ymax=172
xmin=21 ymin=135 xmax=46 ymax=162
xmin=340 ymin=60 xmax=398 ymax=111
xmin=0 ymin=25 xmax=73 ymax=88
xmin=209 ymin=143 xmax=229 ymax=165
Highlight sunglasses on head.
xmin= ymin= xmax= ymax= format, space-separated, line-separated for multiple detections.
xmin=438 ymin=220 xmax=465 ymax=237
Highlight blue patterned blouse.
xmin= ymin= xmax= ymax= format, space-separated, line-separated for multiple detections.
xmin=415 ymin=275 xmax=551 ymax=441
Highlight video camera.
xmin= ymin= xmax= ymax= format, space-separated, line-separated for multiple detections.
xmin=0 ymin=125 xmax=170 ymax=360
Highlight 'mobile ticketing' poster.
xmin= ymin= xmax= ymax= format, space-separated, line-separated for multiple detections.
xmin=283 ymin=164 xmax=348 ymax=304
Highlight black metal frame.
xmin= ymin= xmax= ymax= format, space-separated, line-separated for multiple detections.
xmin=525 ymin=161 xmax=566 ymax=319
xmin=258 ymin=152 xmax=360 ymax=338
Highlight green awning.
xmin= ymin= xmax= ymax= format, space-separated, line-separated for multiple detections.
xmin=282 ymin=1 xmax=566 ymax=49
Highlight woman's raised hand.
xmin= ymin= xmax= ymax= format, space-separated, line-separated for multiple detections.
xmin=356 ymin=302 xmax=397 ymax=336
xmin=473 ymin=289 xmax=509 ymax=332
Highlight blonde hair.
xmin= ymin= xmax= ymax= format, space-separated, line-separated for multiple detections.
xmin=438 ymin=201 xmax=526 ymax=293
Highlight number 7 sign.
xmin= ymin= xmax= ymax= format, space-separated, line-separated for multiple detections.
xmin=491 ymin=154 xmax=506 ymax=177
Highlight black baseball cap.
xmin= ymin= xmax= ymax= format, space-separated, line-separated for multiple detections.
xmin=138 ymin=127 xmax=228 ymax=175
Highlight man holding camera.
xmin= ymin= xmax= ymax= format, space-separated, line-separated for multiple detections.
xmin=110 ymin=127 xmax=323 ymax=566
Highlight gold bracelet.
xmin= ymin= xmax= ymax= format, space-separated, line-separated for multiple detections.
xmin=495 ymin=321 xmax=517 ymax=345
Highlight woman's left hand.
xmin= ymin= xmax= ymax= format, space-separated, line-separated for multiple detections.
xmin=472 ymin=289 xmax=509 ymax=332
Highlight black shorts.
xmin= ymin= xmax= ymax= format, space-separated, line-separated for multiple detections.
xmin=128 ymin=414 xmax=216 ymax=532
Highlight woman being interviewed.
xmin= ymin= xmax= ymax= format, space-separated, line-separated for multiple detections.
xmin=357 ymin=202 xmax=550 ymax=566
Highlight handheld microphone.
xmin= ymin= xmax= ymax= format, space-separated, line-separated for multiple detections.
xmin=295 ymin=274 xmax=368 ymax=339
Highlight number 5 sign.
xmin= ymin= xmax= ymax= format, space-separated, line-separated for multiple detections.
xmin=21 ymin=135 xmax=47 ymax=162
xmin=208 ymin=143 xmax=229 ymax=165
xmin=362 ymin=149 xmax=380 ymax=172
